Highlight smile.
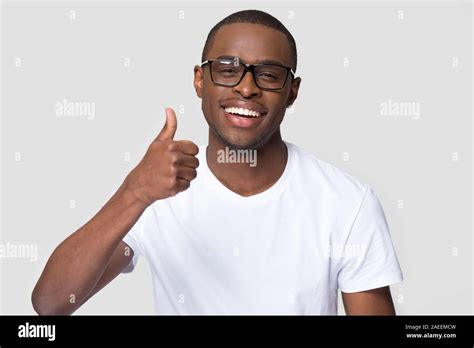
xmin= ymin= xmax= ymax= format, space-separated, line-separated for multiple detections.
xmin=224 ymin=107 xmax=261 ymax=118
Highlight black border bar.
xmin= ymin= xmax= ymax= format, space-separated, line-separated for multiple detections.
xmin=0 ymin=315 xmax=472 ymax=346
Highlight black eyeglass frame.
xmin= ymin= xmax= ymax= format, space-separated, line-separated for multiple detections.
xmin=201 ymin=59 xmax=296 ymax=91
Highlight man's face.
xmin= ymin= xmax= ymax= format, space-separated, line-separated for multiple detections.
xmin=194 ymin=23 xmax=301 ymax=150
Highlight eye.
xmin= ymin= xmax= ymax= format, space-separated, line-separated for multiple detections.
xmin=216 ymin=67 xmax=241 ymax=77
xmin=221 ymin=68 xmax=238 ymax=73
xmin=258 ymin=72 xmax=278 ymax=80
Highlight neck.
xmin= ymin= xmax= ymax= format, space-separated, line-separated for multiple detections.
xmin=206 ymin=130 xmax=288 ymax=197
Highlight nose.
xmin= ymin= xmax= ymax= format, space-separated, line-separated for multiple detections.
xmin=232 ymin=71 xmax=261 ymax=98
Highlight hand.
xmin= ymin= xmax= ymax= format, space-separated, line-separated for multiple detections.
xmin=124 ymin=107 xmax=199 ymax=206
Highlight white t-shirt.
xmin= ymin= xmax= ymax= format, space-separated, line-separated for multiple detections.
xmin=122 ymin=141 xmax=403 ymax=314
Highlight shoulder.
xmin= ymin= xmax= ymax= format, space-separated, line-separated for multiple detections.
xmin=286 ymin=141 xmax=369 ymax=202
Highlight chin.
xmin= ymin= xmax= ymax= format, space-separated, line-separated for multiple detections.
xmin=207 ymin=114 xmax=273 ymax=151
xmin=217 ymin=130 xmax=269 ymax=151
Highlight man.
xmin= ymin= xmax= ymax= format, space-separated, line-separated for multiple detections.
xmin=32 ymin=9 xmax=403 ymax=315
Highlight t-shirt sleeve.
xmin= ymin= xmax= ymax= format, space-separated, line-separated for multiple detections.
xmin=121 ymin=207 xmax=149 ymax=274
xmin=337 ymin=186 xmax=403 ymax=293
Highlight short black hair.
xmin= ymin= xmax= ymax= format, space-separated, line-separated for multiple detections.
xmin=201 ymin=9 xmax=298 ymax=72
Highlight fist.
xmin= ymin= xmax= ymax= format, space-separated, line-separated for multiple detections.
xmin=125 ymin=107 xmax=199 ymax=206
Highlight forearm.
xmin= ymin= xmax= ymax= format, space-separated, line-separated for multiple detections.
xmin=32 ymin=181 xmax=147 ymax=315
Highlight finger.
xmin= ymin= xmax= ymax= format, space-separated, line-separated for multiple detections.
xmin=174 ymin=140 xmax=199 ymax=156
xmin=176 ymin=167 xmax=197 ymax=182
xmin=175 ymin=178 xmax=191 ymax=193
xmin=176 ymin=154 xmax=199 ymax=169
xmin=156 ymin=107 xmax=177 ymax=141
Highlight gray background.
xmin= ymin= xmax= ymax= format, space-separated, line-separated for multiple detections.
xmin=1 ymin=0 xmax=472 ymax=315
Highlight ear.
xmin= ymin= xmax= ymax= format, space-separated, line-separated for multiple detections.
xmin=194 ymin=65 xmax=204 ymax=99
xmin=286 ymin=76 xmax=301 ymax=108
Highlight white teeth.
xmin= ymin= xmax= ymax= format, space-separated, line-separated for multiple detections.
xmin=224 ymin=106 xmax=261 ymax=117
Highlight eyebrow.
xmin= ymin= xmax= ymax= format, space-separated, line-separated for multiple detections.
xmin=215 ymin=55 xmax=286 ymax=66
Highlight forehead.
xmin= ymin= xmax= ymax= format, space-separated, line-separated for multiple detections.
xmin=207 ymin=23 xmax=292 ymax=66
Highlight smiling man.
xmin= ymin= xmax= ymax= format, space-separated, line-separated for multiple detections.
xmin=32 ymin=10 xmax=403 ymax=315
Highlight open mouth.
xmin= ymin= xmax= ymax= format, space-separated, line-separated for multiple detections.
xmin=221 ymin=106 xmax=267 ymax=128
xmin=223 ymin=106 xmax=262 ymax=118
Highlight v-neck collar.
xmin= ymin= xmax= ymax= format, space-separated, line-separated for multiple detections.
xmin=200 ymin=141 xmax=294 ymax=202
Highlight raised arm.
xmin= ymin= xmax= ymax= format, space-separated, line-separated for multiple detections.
xmin=31 ymin=108 xmax=199 ymax=315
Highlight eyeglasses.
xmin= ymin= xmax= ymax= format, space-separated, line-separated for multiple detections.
xmin=201 ymin=59 xmax=295 ymax=91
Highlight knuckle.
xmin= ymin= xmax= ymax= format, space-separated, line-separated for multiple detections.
xmin=166 ymin=177 xmax=176 ymax=190
xmin=168 ymin=165 xmax=177 ymax=176
xmin=169 ymin=154 xmax=179 ymax=166
xmin=167 ymin=142 xmax=177 ymax=152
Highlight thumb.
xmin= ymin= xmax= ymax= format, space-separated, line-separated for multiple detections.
xmin=156 ymin=107 xmax=177 ymax=141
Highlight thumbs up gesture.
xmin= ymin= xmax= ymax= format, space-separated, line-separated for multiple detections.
xmin=124 ymin=108 xmax=199 ymax=206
